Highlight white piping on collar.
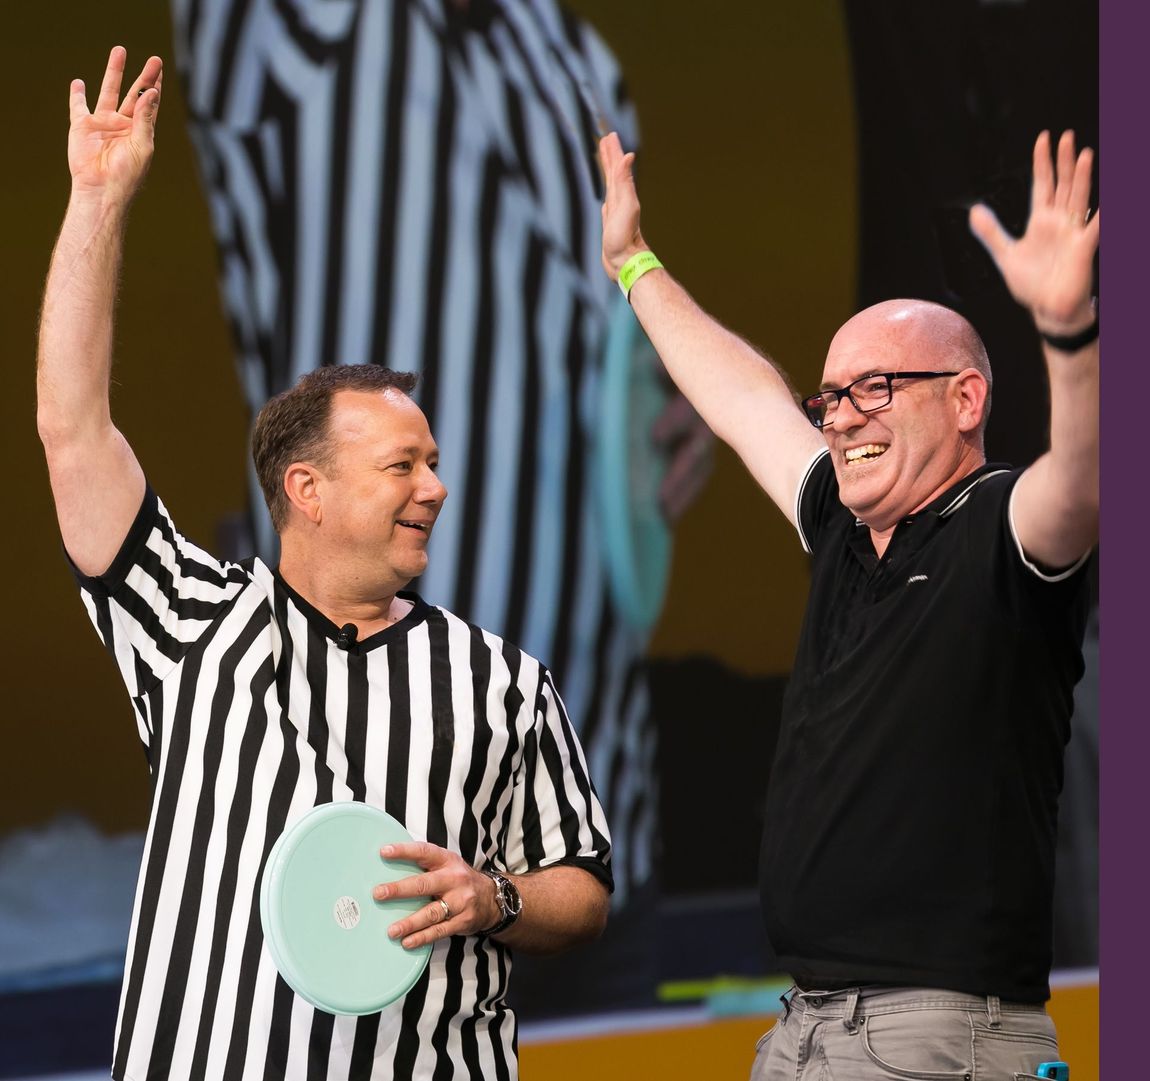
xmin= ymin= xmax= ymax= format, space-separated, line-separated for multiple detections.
xmin=845 ymin=467 xmax=1010 ymax=529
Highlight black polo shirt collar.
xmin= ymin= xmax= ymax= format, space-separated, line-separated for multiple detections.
xmin=846 ymin=461 xmax=1011 ymax=571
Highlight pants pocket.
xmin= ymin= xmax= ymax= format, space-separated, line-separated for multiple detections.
xmin=859 ymin=1009 xmax=974 ymax=1079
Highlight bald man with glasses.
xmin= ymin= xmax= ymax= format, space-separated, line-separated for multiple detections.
xmin=598 ymin=130 xmax=1098 ymax=1079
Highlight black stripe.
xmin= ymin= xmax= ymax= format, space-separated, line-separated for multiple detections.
xmin=305 ymin=1008 xmax=335 ymax=1081
xmin=152 ymin=509 xmax=249 ymax=590
xmin=305 ymin=619 xmax=334 ymax=804
xmin=187 ymin=651 xmax=277 ymax=1077
xmin=207 ymin=0 xmax=254 ymax=120
xmin=481 ymin=642 xmax=525 ymax=861
xmin=389 ymin=965 xmax=431 ymax=1077
xmin=247 ymin=71 xmax=304 ymax=396
xmin=450 ymin=153 xmax=502 ymax=613
xmin=366 ymin=0 xmax=412 ymax=369
xmin=548 ymin=302 xmax=590 ymax=679
xmin=345 ymin=646 xmax=370 ymax=802
xmin=456 ymin=624 xmax=494 ymax=861
xmin=431 ymin=937 xmax=467 ymax=1079
xmin=458 ymin=938 xmax=489 ymax=1079
xmin=412 ymin=39 xmax=458 ymax=432
xmin=425 ymin=610 xmax=456 ymax=847
xmin=496 ymin=10 xmax=587 ymax=266
xmin=534 ymin=674 xmax=591 ymax=858
xmin=385 ymin=631 xmax=412 ymax=822
xmin=347 ymin=1011 xmax=382 ymax=1080
xmin=149 ymin=607 xmax=270 ymax=1065
xmin=573 ymin=588 xmax=613 ymax=756
xmin=112 ymin=651 xmax=205 ymax=1079
xmin=501 ymin=234 xmax=546 ymax=643
xmin=317 ymin=20 xmax=358 ymax=372
xmin=487 ymin=944 xmax=514 ymax=1081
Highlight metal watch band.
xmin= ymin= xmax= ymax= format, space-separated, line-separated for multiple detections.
xmin=479 ymin=869 xmax=522 ymax=937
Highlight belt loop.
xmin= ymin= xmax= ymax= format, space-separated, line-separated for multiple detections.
xmin=842 ymin=988 xmax=860 ymax=1034
xmin=986 ymin=994 xmax=1001 ymax=1028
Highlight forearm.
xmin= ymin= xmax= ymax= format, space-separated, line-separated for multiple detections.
xmin=626 ymin=267 xmax=823 ymax=521
xmin=1017 ymin=337 xmax=1099 ymax=564
xmin=494 ymin=865 xmax=609 ymax=955
xmin=37 ymin=190 xmax=146 ymax=575
xmin=36 ymin=192 xmax=129 ymax=447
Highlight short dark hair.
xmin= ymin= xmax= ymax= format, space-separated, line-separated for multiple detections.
xmin=252 ymin=365 xmax=419 ymax=531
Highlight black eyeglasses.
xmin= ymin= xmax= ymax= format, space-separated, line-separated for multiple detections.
xmin=801 ymin=371 xmax=960 ymax=429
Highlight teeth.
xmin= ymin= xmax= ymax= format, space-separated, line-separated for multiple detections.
xmin=844 ymin=444 xmax=888 ymax=463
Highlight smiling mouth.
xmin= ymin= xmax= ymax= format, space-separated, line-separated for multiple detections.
xmin=397 ymin=520 xmax=431 ymax=533
xmin=844 ymin=443 xmax=889 ymax=465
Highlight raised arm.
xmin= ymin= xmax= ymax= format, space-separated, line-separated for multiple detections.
xmin=598 ymin=133 xmax=823 ymax=525
xmin=969 ymin=130 xmax=1100 ymax=569
xmin=37 ymin=47 xmax=162 ymax=576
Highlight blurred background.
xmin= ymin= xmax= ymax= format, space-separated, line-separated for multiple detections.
xmin=2 ymin=1 xmax=1098 ymax=1077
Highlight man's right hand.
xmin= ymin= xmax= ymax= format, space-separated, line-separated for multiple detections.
xmin=598 ymin=132 xmax=648 ymax=280
xmin=68 ymin=46 xmax=162 ymax=202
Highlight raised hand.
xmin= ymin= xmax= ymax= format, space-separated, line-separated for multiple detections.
xmin=68 ymin=46 xmax=162 ymax=201
xmin=969 ymin=130 xmax=1099 ymax=336
xmin=599 ymin=131 xmax=648 ymax=279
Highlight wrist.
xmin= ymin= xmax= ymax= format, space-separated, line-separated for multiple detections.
xmin=1036 ymin=300 xmax=1099 ymax=353
xmin=617 ymin=249 xmax=663 ymax=302
xmin=478 ymin=868 xmax=523 ymax=937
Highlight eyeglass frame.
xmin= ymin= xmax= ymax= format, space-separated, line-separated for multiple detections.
xmin=801 ymin=371 xmax=961 ymax=429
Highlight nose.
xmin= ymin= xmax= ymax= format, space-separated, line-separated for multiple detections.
xmin=829 ymin=393 xmax=868 ymax=434
xmin=417 ymin=466 xmax=448 ymax=505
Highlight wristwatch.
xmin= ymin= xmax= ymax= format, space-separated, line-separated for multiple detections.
xmin=479 ymin=869 xmax=523 ymax=937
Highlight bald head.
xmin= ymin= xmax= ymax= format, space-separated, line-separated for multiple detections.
xmin=827 ymin=300 xmax=992 ymax=441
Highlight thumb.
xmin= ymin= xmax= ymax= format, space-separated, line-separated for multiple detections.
xmin=968 ymin=203 xmax=1012 ymax=262
xmin=131 ymin=87 xmax=161 ymax=147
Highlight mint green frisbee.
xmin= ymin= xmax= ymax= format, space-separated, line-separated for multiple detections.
xmin=259 ymin=802 xmax=432 ymax=1015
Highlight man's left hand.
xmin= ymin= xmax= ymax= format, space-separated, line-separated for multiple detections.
xmin=969 ymin=129 xmax=1099 ymax=336
xmin=374 ymin=842 xmax=500 ymax=949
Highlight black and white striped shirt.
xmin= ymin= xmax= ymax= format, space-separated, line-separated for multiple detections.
xmin=76 ymin=488 xmax=611 ymax=1080
xmin=170 ymin=0 xmax=654 ymax=903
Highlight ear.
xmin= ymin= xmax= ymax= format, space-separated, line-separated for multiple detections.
xmin=283 ymin=462 xmax=325 ymax=525
xmin=952 ymin=368 xmax=989 ymax=435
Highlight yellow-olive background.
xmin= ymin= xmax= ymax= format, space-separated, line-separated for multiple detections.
xmin=2 ymin=3 xmax=854 ymax=832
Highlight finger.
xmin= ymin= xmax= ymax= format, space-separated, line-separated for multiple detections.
xmin=119 ymin=55 xmax=163 ymax=116
xmin=388 ymin=901 xmax=455 ymax=948
xmin=132 ymin=87 xmax=162 ymax=144
xmin=69 ymin=79 xmax=90 ymax=123
xmin=1067 ymin=146 xmax=1094 ymax=222
xmin=381 ymin=841 xmax=439 ymax=867
xmin=1053 ymin=130 xmax=1076 ymax=209
xmin=599 ymin=131 xmax=622 ymax=178
xmin=1031 ymin=130 xmax=1054 ymax=208
xmin=968 ymin=202 xmax=1013 ymax=263
xmin=96 ymin=45 xmax=128 ymax=114
xmin=374 ymin=869 xmax=439 ymax=901
xmin=1084 ymin=206 xmax=1100 ymax=250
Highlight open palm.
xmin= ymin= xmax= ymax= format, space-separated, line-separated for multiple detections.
xmin=970 ymin=131 xmax=1099 ymax=335
xmin=68 ymin=47 xmax=162 ymax=200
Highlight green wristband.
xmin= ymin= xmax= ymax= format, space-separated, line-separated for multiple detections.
xmin=618 ymin=250 xmax=663 ymax=301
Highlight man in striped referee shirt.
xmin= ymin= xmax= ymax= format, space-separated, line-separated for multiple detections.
xmin=38 ymin=47 xmax=611 ymax=1080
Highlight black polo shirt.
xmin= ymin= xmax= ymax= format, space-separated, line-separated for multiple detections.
xmin=759 ymin=451 xmax=1089 ymax=1002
